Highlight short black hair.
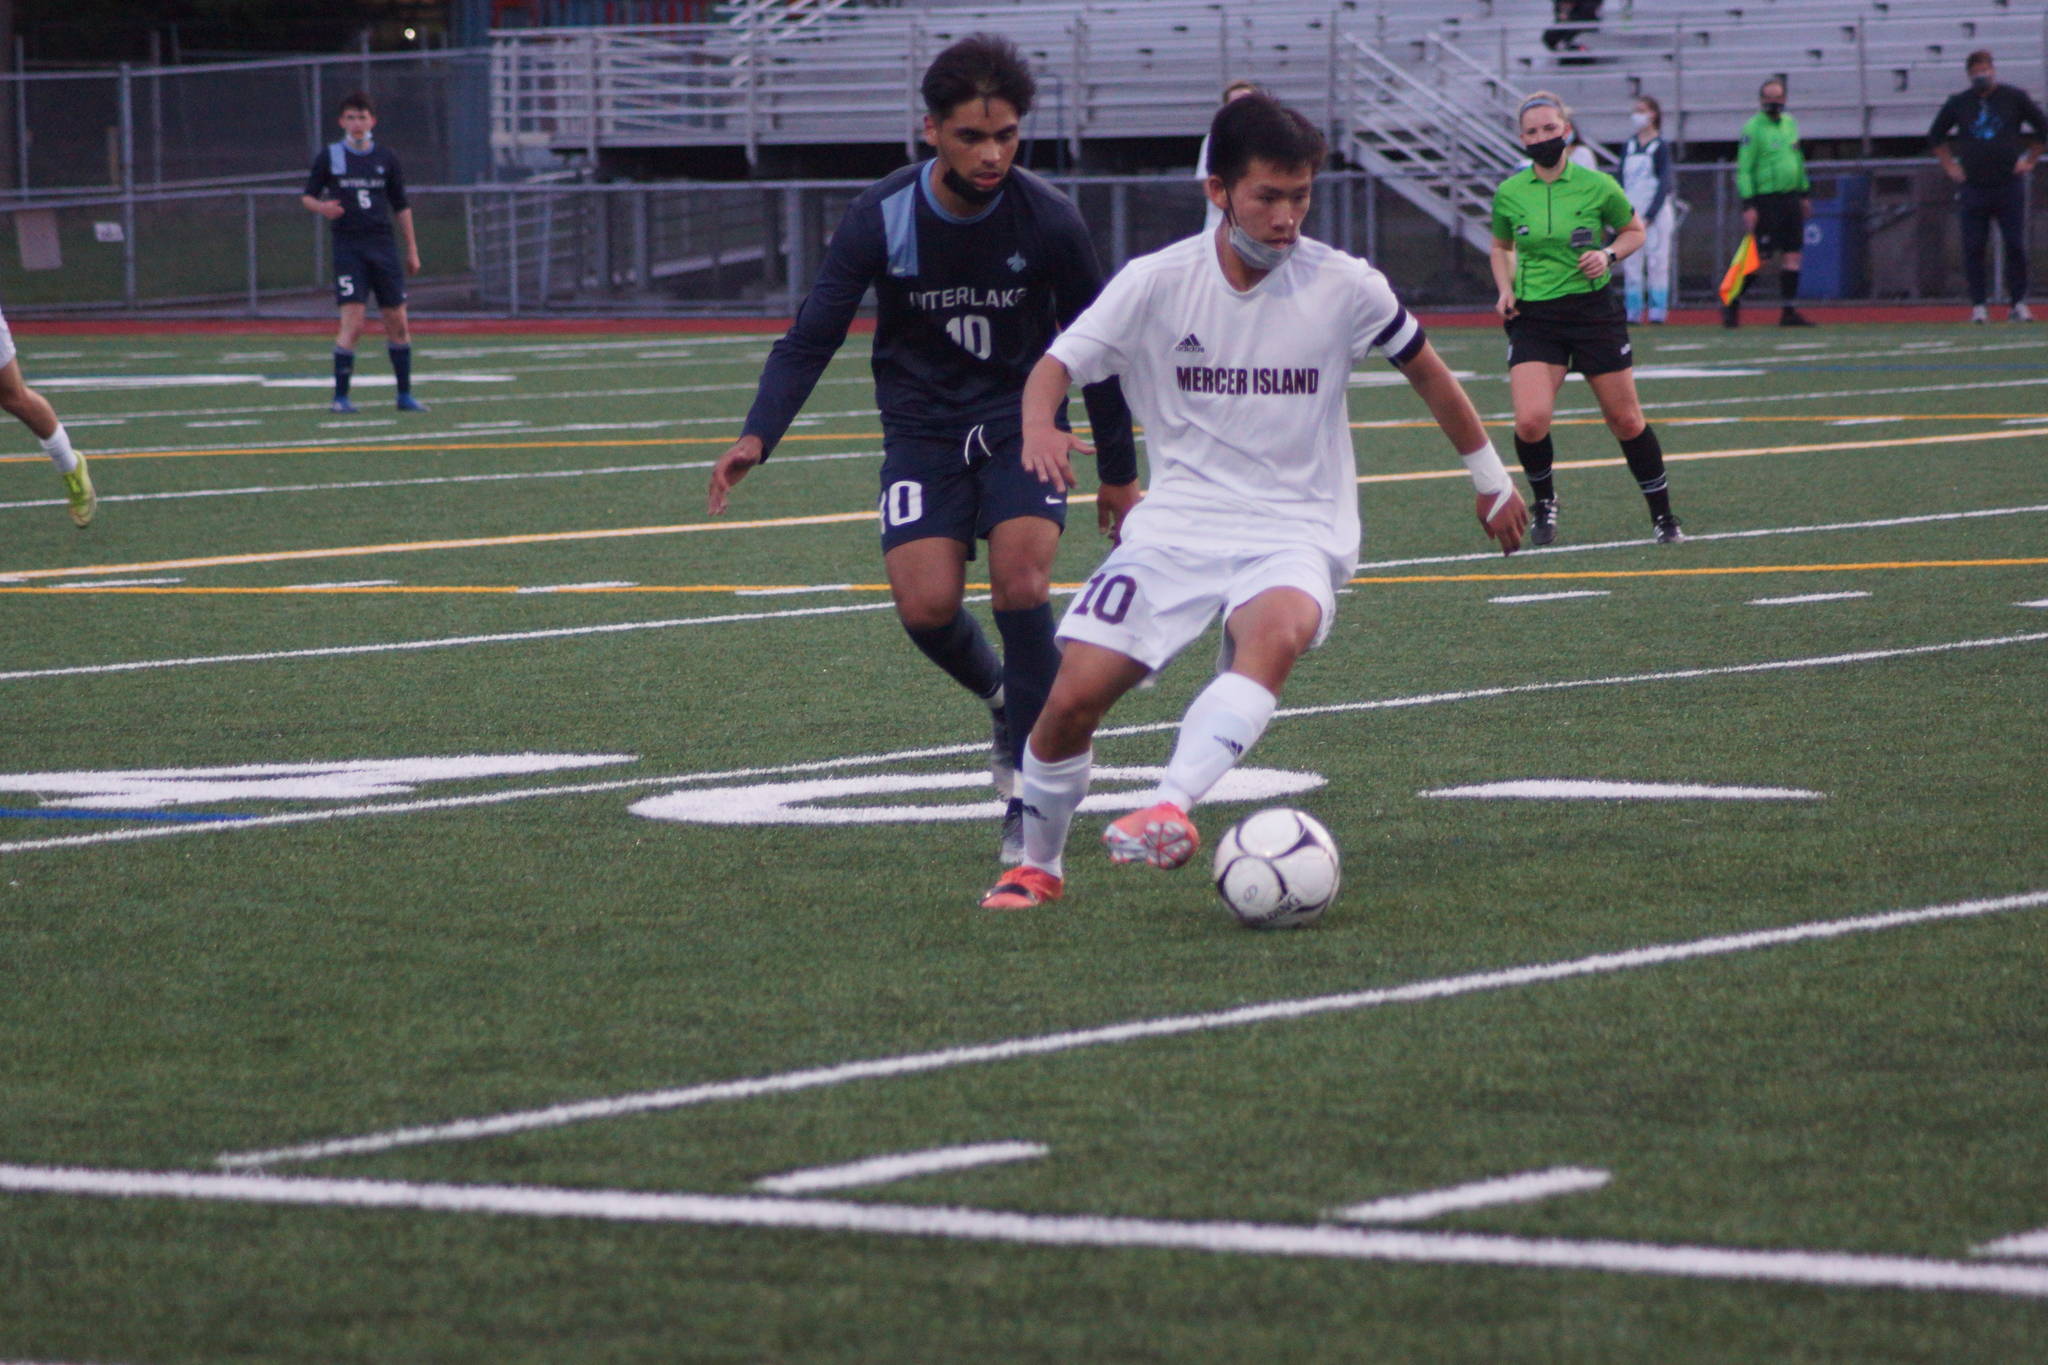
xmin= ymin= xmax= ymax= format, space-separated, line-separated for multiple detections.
xmin=338 ymin=90 xmax=374 ymax=116
xmin=921 ymin=33 xmax=1035 ymax=121
xmin=1205 ymin=92 xmax=1326 ymax=188
xmin=1967 ymin=49 xmax=1995 ymax=72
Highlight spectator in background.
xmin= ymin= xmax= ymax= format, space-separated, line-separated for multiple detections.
xmin=1195 ymin=79 xmax=1261 ymax=235
xmin=1726 ymin=78 xmax=1815 ymax=328
xmin=1620 ymin=95 xmax=1676 ymax=323
xmin=1929 ymin=49 xmax=2047 ymax=323
xmin=1543 ymin=0 xmax=1602 ymax=65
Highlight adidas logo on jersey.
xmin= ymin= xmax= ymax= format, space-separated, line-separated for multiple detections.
xmin=1007 ymin=252 xmax=1027 ymax=272
xmin=1172 ymin=333 xmax=1205 ymax=354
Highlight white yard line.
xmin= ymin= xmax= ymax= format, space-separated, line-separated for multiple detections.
xmin=1329 ymin=1168 xmax=1611 ymax=1223
xmin=0 ymin=599 xmax=904 ymax=685
xmin=1357 ymin=502 xmax=2048 ymax=572
xmin=7 ymin=1163 xmax=2048 ymax=1299
xmin=754 ymin=1142 xmax=1047 ymax=1194
xmin=3 ymin=631 xmax=2042 ymax=858
xmin=1420 ymin=781 xmax=1823 ymax=801
xmin=7 ymin=1163 xmax=2048 ymax=1298
xmin=1525 ymin=370 xmax=2048 ymax=421
xmin=40 ymin=375 xmax=873 ymax=426
xmin=1977 ymin=1228 xmax=2048 ymax=1258
xmin=279 ymin=580 xmax=400 ymax=590
xmin=515 ymin=581 xmax=638 ymax=594
xmin=211 ymin=888 xmax=2048 ymax=1170
xmin=45 ymin=577 xmax=185 ymax=589
xmin=0 ymin=448 xmax=880 ymax=514
xmin=1750 ymin=591 xmax=1872 ymax=606
xmin=1489 ymin=590 xmax=1610 ymax=604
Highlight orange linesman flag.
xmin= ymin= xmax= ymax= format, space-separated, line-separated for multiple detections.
xmin=1718 ymin=233 xmax=1761 ymax=306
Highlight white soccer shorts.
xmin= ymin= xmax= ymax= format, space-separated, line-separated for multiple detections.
xmin=1055 ymin=540 xmax=1344 ymax=673
xmin=0 ymin=309 xmax=16 ymax=371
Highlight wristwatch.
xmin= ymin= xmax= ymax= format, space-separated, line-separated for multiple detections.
xmin=1603 ymin=247 xmax=1619 ymax=267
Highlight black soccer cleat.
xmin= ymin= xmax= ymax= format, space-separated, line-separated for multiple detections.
xmin=1529 ymin=497 xmax=1559 ymax=546
xmin=987 ymin=701 xmax=1016 ymax=802
xmin=1653 ymin=515 xmax=1687 ymax=545
xmin=999 ymin=797 xmax=1026 ymax=866
xmin=1778 ymin=308 xmax=1817 ymax=328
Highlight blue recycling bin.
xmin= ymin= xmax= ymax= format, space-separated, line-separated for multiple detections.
xmin=1798 ymin=175 xmax=1870 ymax=298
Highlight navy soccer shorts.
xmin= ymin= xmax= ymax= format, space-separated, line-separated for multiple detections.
xmin=876 ymin=415 xmax=1069 ymax=559
xmin=333 ymin=235 xmax=407 ymax=308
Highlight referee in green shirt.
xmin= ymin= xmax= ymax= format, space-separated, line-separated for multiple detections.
xmin=1491 ymin=92 xmax=1685 ymax=545
xmin=1726 ymin=78 xmax=1816 ymax=328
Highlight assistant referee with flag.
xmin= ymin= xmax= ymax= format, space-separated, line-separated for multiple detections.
xmin=1491 ymin=92 xmax=1686 ymax=546
xmin=1724 ymin=77 xmax=1816 ymax=328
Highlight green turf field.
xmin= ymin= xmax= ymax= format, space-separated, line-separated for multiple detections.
xmin=1 ymin=321 xmax=2045 ymax=1363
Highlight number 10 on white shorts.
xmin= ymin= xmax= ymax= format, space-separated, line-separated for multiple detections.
xmin=1055 ymin=541 xmax=1344 ymax=673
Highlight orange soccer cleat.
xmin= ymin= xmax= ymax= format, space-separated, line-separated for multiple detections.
xmin=1102 ymin=801 xmax=1200 ymax=870
xmin=979 ymin=865 xmax=1064 ymax=910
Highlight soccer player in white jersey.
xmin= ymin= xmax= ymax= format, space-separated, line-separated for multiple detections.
xmin=979 ymin=93 xmax=1528 ymax=910
xmin=0 ymin=306 xmax=94 ymax=526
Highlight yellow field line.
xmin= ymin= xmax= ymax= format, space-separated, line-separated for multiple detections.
xmin=1 ymin=412 xmax=2042 ymax=466
xmin=18 ymin=411 xmax=2048 ymax=470
xmin=5 ymin=556 xmax=2042 ymax=595
xmin=4 ymin=427 xmax=2043 ymax=584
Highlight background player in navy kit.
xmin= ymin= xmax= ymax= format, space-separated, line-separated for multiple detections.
xmin=301 ymin=91 xmax=424 ymax=414
xmin=707 ymin=33 xmax=1139 ymax=864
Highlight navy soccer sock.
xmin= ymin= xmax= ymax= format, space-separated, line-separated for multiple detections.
xmin=388 ymin=343 xmax=413 ymax=395
xmin=904 ymin=609 xmax=1002 ymax=702
xmin=1513 ymin=433 xmax=1556 ymax=504
xmin=1619 ymin=424 xmax=1673 ymax=521
xmin=333 ymin=348 xmax=355 ymax=401
xmin=994 ymin=604 xmax=1060 ymax=771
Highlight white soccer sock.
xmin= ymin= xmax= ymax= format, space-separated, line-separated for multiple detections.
xmin=1020 ymin=744 xmax=1092 ymax=879
xmin=40 ymin=424 xmax=78 ymax=475
xmin=1156 ymin=671 xmax=1277 ymax=811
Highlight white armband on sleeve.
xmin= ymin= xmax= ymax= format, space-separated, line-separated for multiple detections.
xmin=1461 ymin=442 xmax=1514 ymax=497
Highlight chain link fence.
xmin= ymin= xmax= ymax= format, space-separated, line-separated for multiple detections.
xmin=0 ymin=143 xmax=2033 ymax=314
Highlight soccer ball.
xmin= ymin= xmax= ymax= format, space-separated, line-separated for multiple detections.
xmin=1212 ymin=808 xmax=1340 ymax=929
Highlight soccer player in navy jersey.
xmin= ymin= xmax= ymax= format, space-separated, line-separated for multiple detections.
xmin=708 ymin=33 xmax=1140 ymax=864
xmin=301 ymin=91 xmax=424 ymax=414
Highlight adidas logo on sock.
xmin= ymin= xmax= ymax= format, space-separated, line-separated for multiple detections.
xmin=1172 ymin=333 xmax=1204 ymax=354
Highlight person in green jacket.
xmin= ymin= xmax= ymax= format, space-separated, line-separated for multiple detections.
xmin=1491 ymin=92 xmax=1685 ymax=546
xmin=1727 ymin=78 xmax=1816 ymax=328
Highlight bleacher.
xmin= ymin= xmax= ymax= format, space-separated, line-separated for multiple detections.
xmin=1428 ymin=2 xmax=2046 ymax=147
xmin=493 ymin=0 xmax=2044 ymax=167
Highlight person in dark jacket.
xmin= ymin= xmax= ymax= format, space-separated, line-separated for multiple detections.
xmin=1930 ymin=50 xmax=2047 ymax=322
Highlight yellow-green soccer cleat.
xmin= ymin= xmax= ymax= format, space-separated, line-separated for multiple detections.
xmin=61 ymin=454 xmax=97 ymax=528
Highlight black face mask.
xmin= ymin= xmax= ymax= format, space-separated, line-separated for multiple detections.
xmin=941 ymin=165 xmax=1004 ymax=207
xmin=1527 ymin=135 xmax=1568 ymax=169
xmin=1762 ymin=101 xmax=1785 ymax=119
xmin=1971 ymin=73 xmax=1995 ymax=93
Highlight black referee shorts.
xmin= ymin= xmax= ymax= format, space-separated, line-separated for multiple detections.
xmin=1750 ymin=192 xmax=1805 ymax=258
xmin=1504 ymin=288 xmax=1634 ymax=377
